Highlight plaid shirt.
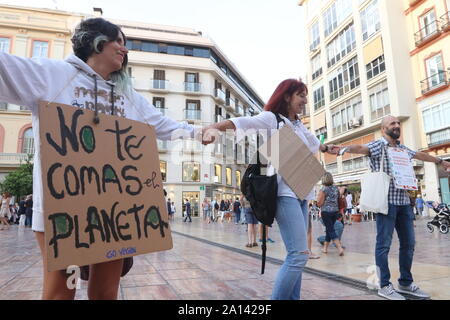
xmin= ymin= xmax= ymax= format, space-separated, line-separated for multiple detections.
xmin=365 ymin=137 xmax=416 ymax=206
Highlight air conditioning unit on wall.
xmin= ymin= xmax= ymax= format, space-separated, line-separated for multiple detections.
xmin=349 ymin=117 xmax=362 ymax=128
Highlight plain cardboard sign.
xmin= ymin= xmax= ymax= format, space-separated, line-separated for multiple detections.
xmin=39 ymin=101 xmax=172 ymax=272
xmin=259 ymin=125 xmax=325 ymax=200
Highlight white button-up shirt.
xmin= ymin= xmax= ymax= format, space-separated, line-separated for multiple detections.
xmin=230 ymin=111 xmax=320 ymax=201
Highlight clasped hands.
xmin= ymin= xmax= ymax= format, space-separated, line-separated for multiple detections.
xmin=198 ymin=125 xmax=345 ymax=156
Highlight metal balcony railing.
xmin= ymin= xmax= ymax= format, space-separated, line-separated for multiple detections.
xmin=414 ymin=20 xmax=441 ymax=47
xmin=151 ymin=79 xmax=169 ymax=90
xmin=184 ymin=109 xmax=201 ymax=121
xmin=235 ymin=104 xmax=243 ymax=116
xmin=155 ymin=107 xmax=166 ymax=116
xmin=427 ymin=128 xmax=450 ymax=146
xmin=214 ymin=88 xmax=226 ymax=102
xmin=184 ymin=82 xmax=201 ymax=93
xmin=441 ymin=11 xmax=450 ymax=32
xmin=420 ymin=70 xmax=448 ymax=95
xmin=157 ymin=140 xmax=168 ymax=150
xmin=0 ymin=153 xmax=33 ymax=163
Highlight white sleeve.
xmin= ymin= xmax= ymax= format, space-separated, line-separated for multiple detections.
xmin=229 ymin=111 xmax=277 ymax=142
xmin=0 ymin=52 xmax=70 ymax=111
xmin=133 ymin=92 xmax=196 ymax=140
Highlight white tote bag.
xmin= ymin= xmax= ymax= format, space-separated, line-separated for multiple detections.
xmin=359 ymin=147 xmax=390 ymax=215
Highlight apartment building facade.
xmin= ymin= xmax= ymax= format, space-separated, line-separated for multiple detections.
xmin=405 ymin=0 xmax=450 ymax=204
xmin=0 ymin=5 xmax=264 ymax=216
xmin=117 ymin=19 xmax=264 ymax=216
xmin=300 ymin=0 xmax=425 ymax=198
xmin=0 ymin=4 xmax=85 ymax=181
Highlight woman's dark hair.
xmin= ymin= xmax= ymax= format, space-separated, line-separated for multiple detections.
xmin=71 ymin=18 xmax=132 ymax=93
xmin=72 ymin=18 xmax=128 ymax=67
xmin=264 ymin=79 xmax=308 ymax=118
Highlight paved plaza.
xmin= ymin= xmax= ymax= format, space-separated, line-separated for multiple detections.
xmin=0 ymin=213 xmax=448 ymax=300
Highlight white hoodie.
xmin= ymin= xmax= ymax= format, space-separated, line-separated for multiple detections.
xmin=0 ymin=52 xmax=195 ymax=232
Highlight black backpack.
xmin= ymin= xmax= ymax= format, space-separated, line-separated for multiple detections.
xmin=240 ymin=112 xmax=284 ymax=274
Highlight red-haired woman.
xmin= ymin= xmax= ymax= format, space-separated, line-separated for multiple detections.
xmin=0 ymin=192 xmax=12 ymax=230
xmin=202 ymin=79 xmax=338 ymax=299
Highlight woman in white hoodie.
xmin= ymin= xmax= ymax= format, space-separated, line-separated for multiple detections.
xmin=0 ymin=18 xmax=196 ymax=300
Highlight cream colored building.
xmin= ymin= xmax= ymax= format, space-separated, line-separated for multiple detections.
xmin=300 ymin=0 xmax=427 ymax=198
xmin=0 ymin=5 xmax=265 ymax=216
xmin=0 ymin=4 xmax=85 ymax=181
xmin=116 ymin=19 xmax=264 ymax=216
xmin=404 ymin=0 xmax=450 ymax=204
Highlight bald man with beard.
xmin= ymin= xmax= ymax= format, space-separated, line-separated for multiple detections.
xmin=332 ymin=116 xmax=450 ymax=300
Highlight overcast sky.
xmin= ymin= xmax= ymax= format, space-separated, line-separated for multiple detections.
xmin=0 ymin=0 xmax=307 ymax=102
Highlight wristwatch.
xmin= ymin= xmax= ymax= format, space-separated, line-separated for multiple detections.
xmin=321 ymin=145 xmax=329 ymax=153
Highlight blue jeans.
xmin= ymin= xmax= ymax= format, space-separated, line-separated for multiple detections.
xmin=376 ymin=204 xmax=415 ymax=288
xmin=321 ymin=211 xmax=339 ymax=242
xmin=271 ymin=197 xmax=309 ymax=300
xmin=317 ymin=221 xmax=344 ymax=245
xmin=235 ymin=210 xmax=241 ymax=223
xmin=25 ymin=215 xmax=32 ymax=227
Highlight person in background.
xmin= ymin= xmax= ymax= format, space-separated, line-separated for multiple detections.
xmin=183 ymin=199 xmax=192 ymax=223
xmin=212 ymin=199 xmax=219 ymax=222
xmin=317 ymin=213 xmax=345 ymax=247
xmin=345 ymin=190 xmax=353 ymax=225
xmin=24 ymin=195 xmax=33 ymax=228
xmin=317 ymin=173 xmax=345 ymax=256
xmin=9 ymin=203 xmax=19 ymax=224
xmin=415 ymin=194 xmax=425 ymax=218
xmin=242 ymin=195 xmax=258 ymax=248
xmin=171 ymin=201 xmax=176 ymax=218
xmin=307 ymin=201 xmax=320 ymax=259
xmin=167 ymin=198 xmax=173 ymax=221
xmin=233 ymin=197 xmax=242 ymax=225
xmin=0 ymin=192 xmax=12 ymax=230
xmin=219 ymin=199 xmax=226 ymax=222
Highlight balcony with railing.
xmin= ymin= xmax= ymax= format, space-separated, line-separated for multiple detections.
xmin=150 ymin=79 xmax=170 ymax=92
xmin=215 ymin=114 xmax=224 ymax=123
xmin=184 ymin=109 xmax=201 ymax=121
xmin=414 ymin=20 xmax=441 ymax=47
xmin=0 ymin=153 xmax=33 ymax=166
xmin=235 ymin=104 xmax=244 ymax=116
xmin=157 ymin=140 xmax=168 ymax=152
xmin=225 ymin=97 xmax=235 ymax=112
xmin=420 ymin=70 xmax=448 ymax=95
xmin=184 ymin=82 xmax=201 ymax=94
xmin=427 ymin=128 xmax=450 ymax=146
xmin=441 ymin=11 xmax=450 ymax=32
xmin=214 ymin=88 xmax=226 ymax=103
xmin=155 ymin=107 xmax=166 ymax=116
xmin=183 ymin=140 xmax=203 ymax=153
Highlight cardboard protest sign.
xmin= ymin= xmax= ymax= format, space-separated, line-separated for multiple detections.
xmin=387 ymin=147 xmax=418 ymax=190
xmin=39 ymin=101 xmax=171 ymax=272
xmin=258 ymin=125 xmax=325 ymax=200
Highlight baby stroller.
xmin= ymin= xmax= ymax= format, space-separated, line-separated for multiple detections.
xmin=426 ymin=202 xmax=450 ymax=234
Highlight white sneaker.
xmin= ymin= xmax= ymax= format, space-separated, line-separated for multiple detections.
xmin=377 ymin=284 xmax=406 ymax=300
xmin=397 ymin=283 xmax=430 ymax=299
